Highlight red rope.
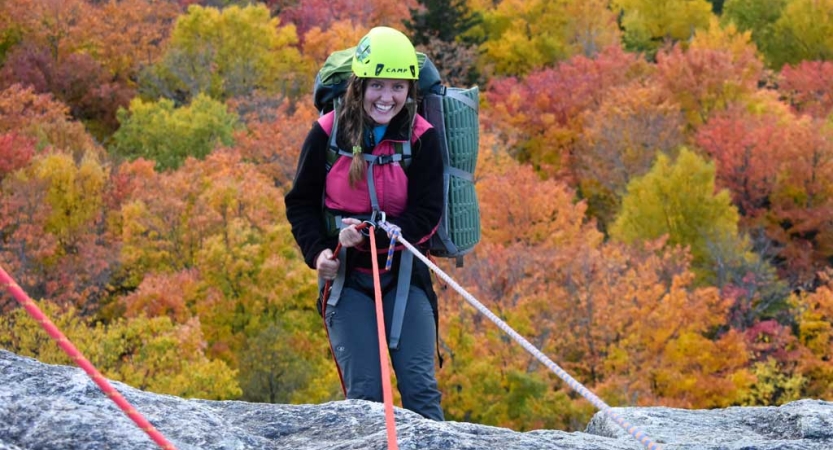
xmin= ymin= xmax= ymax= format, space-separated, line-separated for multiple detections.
xmin=0 ymin=265 xmax=178 ymax=450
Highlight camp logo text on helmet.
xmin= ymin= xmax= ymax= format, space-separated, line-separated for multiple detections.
xmin=351 ymin=27 xmax=419 ymax=80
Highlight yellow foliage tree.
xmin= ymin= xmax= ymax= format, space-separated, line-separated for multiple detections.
xmin=473 ymin=0 xmax=619 ymax=77
xmin=33 ymin=151 xmax=107 ymax=253
xmin=0 ymin=300 xmax=241 ymax=399
xmin=791 ymin=272 xmax=833 ymax=399
xmin=611 ymin=147 xmax=743 ymax=280
xmin=142 ymin=4 xmax=309 ymax=103
xmin=611 ymin=0 xmax=714 ymax=55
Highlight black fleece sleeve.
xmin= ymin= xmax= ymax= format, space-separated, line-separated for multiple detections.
xmin=284 ymin=122 xmax=336 ymax=269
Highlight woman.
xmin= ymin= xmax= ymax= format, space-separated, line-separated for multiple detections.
xmin=284 ymin=27 xmax=445 ymax=421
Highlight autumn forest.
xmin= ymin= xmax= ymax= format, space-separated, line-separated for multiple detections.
xmin=2 ymin=0 xmax=833 ymax=432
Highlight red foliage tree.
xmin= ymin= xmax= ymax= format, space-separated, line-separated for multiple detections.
xmin=694 ymin=106 xmax=788 ymax=222
xmin=0 ymin=44 xmax=134 ymax=136
xmin=0 ymin=133 xmax=37 ymax=179
xmin=483 ymin=45 xmax=651 ymax=179
xmin=278 ymin=0 xmax=415 ymax=44
xmin=779 ymin=61 xmax=833 ymax=119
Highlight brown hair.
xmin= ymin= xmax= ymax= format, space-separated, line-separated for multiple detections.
xmin=337 ymin=75 xmax=418 ymax=187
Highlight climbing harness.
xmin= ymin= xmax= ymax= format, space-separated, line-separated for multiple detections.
xmin=376 ymin=221 xmax=664 ymax=450
xmin=319 ymin=221 xmax=400 ymax=450
xmin=0 ymin=266 xmax=178 ymax=450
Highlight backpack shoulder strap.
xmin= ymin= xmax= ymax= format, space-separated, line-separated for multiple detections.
xmin=397 ymin=113 xmax=432 ymax=172
xmin=318 ymin=107 xmax=352 ymax=172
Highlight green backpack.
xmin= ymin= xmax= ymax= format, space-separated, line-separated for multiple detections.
xmin=314 ymin=48 xmax=481 ymax=266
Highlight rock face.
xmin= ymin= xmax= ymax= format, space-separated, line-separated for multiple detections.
xmin=1 ymin=350 xmax=831 ymax=450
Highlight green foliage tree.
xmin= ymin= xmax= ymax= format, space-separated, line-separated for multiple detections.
xmin=111 ymin=93 xmax=239 ymax=170
xmin=405 ymin=0 xmax=483 ymax=86
xmin=708 ymin=0 xmax=726 ymax=14
xmin=611 ymin=0 xmax=715 ymax=56
xmin=139 ymin=4 xmax=307 ymax=104
xmin=405 ymin=0 xmax=478 ymax=46
xmin=721 ymin=0 xmax=787 ymax=67
xmin=237 ymin=322 xmax=332 ymax=404
xmin=610 ymin=147 xmax=742 ymax=279
xmin=0 ymin=16 xmax=23 ymax=66
xmin=766 ymin=0 xmax=833 ymax=69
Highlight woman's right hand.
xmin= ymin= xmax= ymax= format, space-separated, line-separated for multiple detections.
xmin=316 ymin=249 xmax=339 ymax=281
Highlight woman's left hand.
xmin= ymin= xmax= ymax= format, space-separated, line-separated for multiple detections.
xmin=339 ymin=218 xmax=365 ymax=248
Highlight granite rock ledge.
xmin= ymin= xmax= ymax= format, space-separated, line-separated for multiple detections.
xmin=1 ymin=350 xmax=831 ymax=450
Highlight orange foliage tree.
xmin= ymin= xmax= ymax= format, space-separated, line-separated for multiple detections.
xmin=115 ymin=149 xmax=335 ymax=401
xmin=0 ymin=84 xmax=98 ymax=158
xmin=1 ymin=0 xmax=91 ymax=63
xmin=653 ymin=42 xmax=763 ymax=129
xmin=439 ymin=142 xmax=603 ymax=430
xmin=573 ymin=82 xmax=685 ymax=231
xmin=0 ymin=149 xmax=120 ymax=317
xmin=694 ymin=104 xmax=790 ymax=222
xmin=438 ymin=140 xmax=751 ymax=431
xmin=82 ymin=0 xmax=179 ymax=81
xmin=300 ymin=20 xmax=370 ymax=67
xmin=228 ymin=100 xmax=318 ymax=189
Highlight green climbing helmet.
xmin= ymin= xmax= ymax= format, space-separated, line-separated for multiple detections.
xmin=351 ymin=27 xmax=419 ymax=80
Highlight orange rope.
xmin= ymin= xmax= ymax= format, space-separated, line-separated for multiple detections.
xmin=320 ymin=222 xmax=397 ymax=448
xmin=0 ymin=265 xmax=178 ymax=450
xmin=368 ymin=225 xmax=399 ymax=450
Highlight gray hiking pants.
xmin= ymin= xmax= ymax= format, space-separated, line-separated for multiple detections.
xmin=324 ymin=270 xmax=444 ymax=421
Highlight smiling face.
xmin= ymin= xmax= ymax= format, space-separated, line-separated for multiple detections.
xmin=363 ymin=78 xmax=409 ymax=125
